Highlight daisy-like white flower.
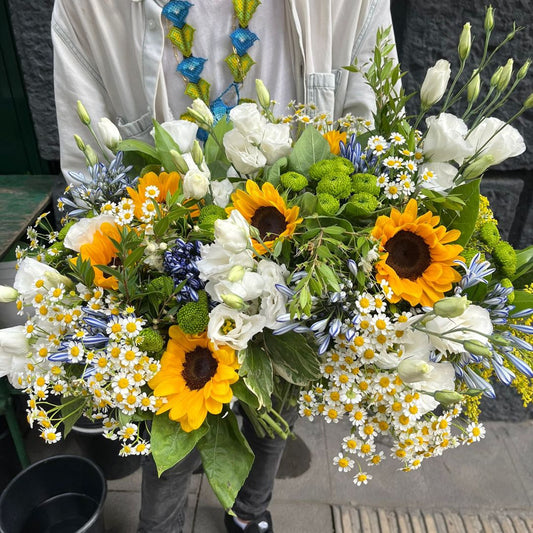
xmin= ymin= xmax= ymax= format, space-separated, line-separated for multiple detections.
xmin=383 ymin=157 xmax=403 ymax=169
xmin=41 ymin=427 xmax=62 ymax=444
xmin=354 ymin=471 xmax=372 ymax=486
xmin=333 ymin=452 xmax=355 ymax=472
xmin=390 ymin=132 xmax=405 ymax=145
xmin=118 ymin=422 xmax=138 ymax=440
xmin=342 ymin=435 xmax=359 ymax=454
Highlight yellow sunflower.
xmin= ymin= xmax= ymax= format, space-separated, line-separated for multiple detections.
xmin=323 ymin=130 xmax=347 ymax=155
xmin=371 ymin=199 xmax=463 ymax=307
xmin=76 ymin=222 xmax=122 ymax=290
xmin=149 ymin=326 xmax=239 ymax=432
xmin=227 ymin=180 xmax=302 ymax=255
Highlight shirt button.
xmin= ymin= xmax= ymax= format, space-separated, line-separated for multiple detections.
xmin=148 ymin=20 xmax=155 ymax=28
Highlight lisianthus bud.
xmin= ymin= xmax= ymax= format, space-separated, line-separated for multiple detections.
xmin=490 ymin=66 xmax=503 ymax=88
xmin=97 ymin=117 xmax=122 ymax=151
xmin=462 ymin=154 xmax=495 ymax=180
xmin=434 ymin=390 xmax=463 ymax=405
xmin=484 ymin=6 xmax=494 ymax=33
xmin=183 ymin=168 xmax=210 ymax=199
xmin=255 ymin=79 xmax=271 ymax=108
xmin=398 ymin=359 xmax=432 ymax=383
xmin=433 ymin=296 xmax=470 ymax=318
xmin=74 ymin=134 xmax=86 ymax=152
xmin=191 ymin=140 xmax=203 ymax=167
xmin=458 ymin=23 xmax=472 ymax=61
xmin=77 ymin=100 xmax=91 ymax=125
xmin=187 ymin=98 xmax=214 ymax=127
xmin=420 ymin=59 xmax=451 ymax=109
xmin=498 ymin=59 xmax=514 ymax=92
xmin=463 ymin=339 xmax=492 ymax=357
xmin=227 ymin=265 xmax=245 ymax=283
xmin=44 ymin=271 xmax=75 ymax=291
xmin=490 ymin=334 xmax=511 ymax=346
xmin=524 ymin=93 xmax=533 ymax=109
xmin=467 ymin=73 xmax=481 ymax=103
xmin=84 ymin=145 xmax=99 ymax=167
xmin=516 ymin=59 xmax=531 ymax=81
xmin=221 ymin=294 xmax=245 ymax=310
xmin=0 ymin=285 xmax=18 ymax=303
xmin=170 ymin=150 xmax=189 ymax=174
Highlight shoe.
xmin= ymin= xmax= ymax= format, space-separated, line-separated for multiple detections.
xmin=224 ymin=510 xmax=273 ymax=533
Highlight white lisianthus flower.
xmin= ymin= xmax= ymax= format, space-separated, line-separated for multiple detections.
xmin=157 ymin=120 xmax=198 ymax=153
xmin=206 ymin=271 xmax=264 ymax=303
xmin=419 ymin=162 xmax=458 ymax=192
xmin=223 ymin=129 xmax=267 ymax=175
xmin=207 ymin=304 xmax=266 ymax=350
xmin=256 ymin=260 xmax=289 ymax=329
xmin=182 ymin=168 xmax=210 ymax=199
xmin=260 ymin=123 xmax=292 ymax=164
xmin=374 ymin=329 xmax=431 ymax=370
xmin=197 ymin=244 xmax=255 ymax=281
xmin=423 ymin=113 xmax=475 ymax=164
xmin=229 ymin=103 xmax=267 ymax=144
xmin=97 ymin=117 xmax=122 ymax=151
xmin=14 ymin=258 xmax=72 ymax=301
xmin=0 ymin=325 xmax=29 ymax=388
xmin=468 ymin=117 xmax=526 ymax=166
xmin=211 ymin=178 xmax=235 ymax=208
xmin=420 ymin=59 xmax=451 ymax=108
xmin=64 ymin=214 xmax=116 ymax=252
xmin=214 ymin=210 xmax=251 ymax=253
xmin=424 ymin=304 xmax=493 ymax=355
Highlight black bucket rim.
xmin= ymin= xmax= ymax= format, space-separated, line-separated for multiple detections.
xmin=0 ymin=454 xmax=107 ymax=533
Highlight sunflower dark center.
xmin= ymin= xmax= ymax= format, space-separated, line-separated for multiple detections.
xmin=251 ymin=206 xmax=287 ymax=241
xmin=384 ymin=230 xmax=431 ymax=280
xmin=182 ymin=347 xmax=218 ymax=390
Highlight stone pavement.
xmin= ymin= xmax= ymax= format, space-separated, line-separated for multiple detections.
xmin=19 ymin=416 xmax=533 ymax=532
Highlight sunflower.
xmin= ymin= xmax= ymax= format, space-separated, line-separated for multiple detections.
xmin=77 ymin=222 xmax=122 ymax=290
xmin=127 ymin=171 xmax=181 ymax=219
xmin=149 ymin=326 xmax=239 ymax=432
xmin=371 ymin=199 xmax=463 ymax=307
xmin=228 ymin=180 xmax=302 ymax=254
xmin=323 ymin=130 xmax=347 ymax=155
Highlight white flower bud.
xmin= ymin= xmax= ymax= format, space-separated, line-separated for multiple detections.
xmin=227 ymin=265 xmax=246 ymax=283
xmin=76 ymin=100 xmax=91 ymax=125
xmin=0 ymin=286 xmax=18 ymax=303
xmin=221 ymin=293 xmax=245 ymax=310
xmin=191 ymin=140 xmax=204 ymax=167
xmin=498 ymin=58 xmax=514 ymax=92
xmin=462 ymin=154 xmax=495 ymax=180
xmin=398 ymin=359 xmax=432 ymax=383
xmin=187 ymin=98 xmax=214 ymax=127
xmin=484 ymin=6 xmax=494 ymax=33
xmin=84 ymin=145 xmax=99 ymax=167
xmin=170 ymin=150 xmax=189 ymax=174
xmin=420 ymin=59 xmax=451 ymax=109
xmin=255 ymin=79 xmax=271 ymax=108
xmin=97 ymin=117 xmax=122 ymax=151
xmin=467 ymin=73 xmax=481 ymax=103
xmin=434 ymin=390 xmax=464 ymax=405
xmin=74 ymin=134 xmax=86 ymax=152
xmin=463 ymin=339 xmax=492 ymax=357
xmin=433 ymin=296 xmax=470 ymax=318
xmin=182 ymin=168 xmax=210 ymax=199
xmin=458 ymin=23 xmax=472 ymax=61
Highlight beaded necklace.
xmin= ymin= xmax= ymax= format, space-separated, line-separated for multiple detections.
xmin=162 ymin=0 xmax=261 ymax=122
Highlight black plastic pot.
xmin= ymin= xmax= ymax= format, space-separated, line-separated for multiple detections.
xmin=0 ymin=417 xmax=22 ymax=493
xmin=72 ymin=418 xmax=141 ymax=480
xmin=0 ymin=455 xmax=106 ymax=533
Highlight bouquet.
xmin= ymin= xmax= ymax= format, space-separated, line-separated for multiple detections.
xmin=1 ymin=6 xmax=532 ymax=502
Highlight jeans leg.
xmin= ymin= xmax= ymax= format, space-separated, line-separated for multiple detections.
xmin=137 ymin=448 xmax=202 ymax=533
xmin=232 ymin=405 xmax=299 ymax=521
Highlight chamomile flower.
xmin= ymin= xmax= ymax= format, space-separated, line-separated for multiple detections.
xmin=390 ymin=132 xmax=405 ymax=145
xmin=333 ymin=453 xmax=355 ymax=472
xmin=354 ymin=471 xmax=372 ymax=486
xmin=41 ymin=428 xmax=62 ymax=444
xmin=465 ymin=422 xmax=486 ymax=443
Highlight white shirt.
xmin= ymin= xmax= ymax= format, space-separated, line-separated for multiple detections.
xmin=52 ymin=0 xmax=396 ymax=179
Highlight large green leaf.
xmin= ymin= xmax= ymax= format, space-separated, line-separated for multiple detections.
xmin=204 ymin=117 xmax=233 ymax=165
xmin=231 ymin=378 xmax=259 ymax=410
xmin=263 ymin=330 xmax=320 ymax=385
xmin=239 ymin=344 xmax=273 ymax=409
xmin=264 ymin=157 xmax=288 ymax=187
xmin=440 ymin=179 xmax=480 ymax=247
xmin=60 ymin=396 xmax=86 ymax=437
xmin=197 ymin=411 xmax=254 ymax=511
xmin=288 ymin=127 xmax=332 ymax=175
xmin=511 ymin=290 xmax=533 ymax=313
xmin=117 ymin=139 xmax=159 ymax=161
xmin=512 ymin=245 xmax=533 ymax=282
xmin=153 ymin=120 xmax=183 ymax=172
xmin=151 ymin=414 xmax=208 ymax=476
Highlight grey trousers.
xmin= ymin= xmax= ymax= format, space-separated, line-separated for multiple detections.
xmin=137 ymin=406 xmax=298 ymax=533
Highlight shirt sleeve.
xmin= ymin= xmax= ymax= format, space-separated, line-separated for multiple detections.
xmin=341 ymin=0 xmax=399 ymax=119
xmin=51 ymin=0 xmax=111 ymax=182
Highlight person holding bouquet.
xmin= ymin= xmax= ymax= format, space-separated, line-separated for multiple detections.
xmin=51 ymin=1 xmax=396 ymax=531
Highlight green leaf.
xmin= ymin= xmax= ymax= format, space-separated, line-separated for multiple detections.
xmin=60 ymin=396 xmax=86 ymax=438
xmin=317 ymin=263 xmax=341 ymax=292
xmin=231 ymin=379 xmax=259 ymax=410
xmin=124 ymin=246 xmax=146 ymax=269
xmin=263 ymin=330 xmax=320 ymax=385
xmin=512 ymin=245 xmax=533 ymax=282
xmin=440 ymin=179 xmax=480 ymax=247
xmin=511 ymin=289 xmax=533 ymax=313
xmin=239 ymin=344 xmax=273 ymax=409
xmin=117 ymin=139 xmax=159 ymax=161
xmin=151 ymin=414 xmax=208 ymax=476
xmin=288 ymin=127 xmax=332 ymax=175
xmin=153 ymin=120 xmax=183 ymax=171
xmin=197 ymin=411 xmax=254 ymax=511
xmin=205 ymin=118 xmax=233 ymax=165
xmin=264 ymin=157 xmax=288 ymax=187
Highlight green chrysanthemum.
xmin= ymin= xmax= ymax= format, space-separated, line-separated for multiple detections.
xmin=316 ymin=193 xmax=340 ymax=215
